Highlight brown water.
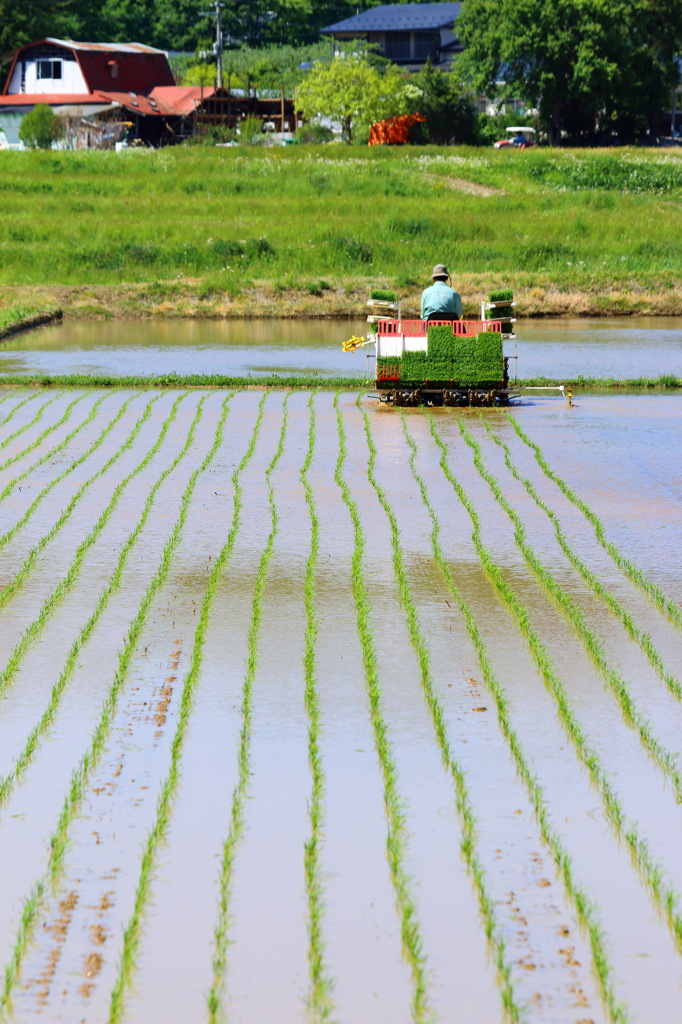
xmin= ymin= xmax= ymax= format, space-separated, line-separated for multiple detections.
xmin=1 ymin=315 xmax=681 ymax=379
xmin=0 ymin=387 xmax=681 ymax=1023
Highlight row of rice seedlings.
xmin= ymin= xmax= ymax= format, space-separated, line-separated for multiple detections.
xmin=333 ymin=394 xmax=431 ymax=1024
xmin=0 ymin=392 xmax=235 ymax=1013
xmin=0 ymin=392 xmax=183 ymax=691
xmin=300 ymin=393 xmax=334 ymax=1022
xmin=207 ymin=393 xmax=282 ymax=1023
xmin=108 ymin=390 xmax=246 ymax=1023
xmin=0 ymin=394 xmax=224 ymax=809
xmin=0 ymin=392 xmax=62 ymax=461
xmin=0 ymin=389 xmax=26 ymax=414
xmin=485 ymin=421 xmax=681 ymax=700
xmin=0 ymin=391 xmax=91 ymax=482
xmin=0 ymin=393 xmax=138 ymax=552
xmin=359 ymin=401 xmax=521 ymax=1023
xmin=459 ymin=422 xmax=682 ymax=802
xmin=0 ymin=391 xmax=113 ymax=502
xmin=0 ymin=392 xmax=169 ymax=612
xmin=505 ymin=414 xmax=682 ymax=631
xmin=428 ymin=418 xmax=682 ymax=957
xmin=402 ymin=414 xmax=628 ymax=1024
xmin=0 ymin=390 xmax=40 ymax=433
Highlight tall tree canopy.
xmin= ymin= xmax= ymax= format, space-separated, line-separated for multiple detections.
xmin=457 ymin=0 xmax=682 ymax=142
xmin=296 ymin=55 xmax=414 ymax=142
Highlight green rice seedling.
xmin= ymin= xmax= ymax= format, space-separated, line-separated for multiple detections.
xmin=0 ymin=392 xmax=90 ymax=478
xmin=426 ymin=324 xmax=456 ymax=382
xmin=0 ymin=391 xmax=111 ymax=502
xmin=0 ymin=392 xmax=62 ymax=459
xmin=505 ymin=414 xmax=682 ymax=630
xmin=0 ymin=393 xmax=237 ymax=1013
xmin=429 ymin=418 xmax=682 ymax=959
xmin=208 ymin=394 xmax=285 ymax=1024
xmin=0 ymin=392 xmax=164 ymax=611
xmin=489 ymin=289 xmax=514 ymax=302
xmin=360 ymin=401 xmax=521 ymax=1024
xmin=108 ymin=392 xmax=245 ymax=1024
xmin=0 ymin=394 xmax=235 ymax=810
xmin=484 ymin=420 xmax=682 ymax=702
xmin=0 ymin=392 xmax=186 ymax=691
xmin=300 ymin=393 xmax=334 ymax=1022
xmin=333 ymin=394 xmax=431 ymax=1024
xmin=403 ymin=414 xmax=628 ymax=1024
xmin=402 ymin=351 xmax=429 ymax=383
xmin=0 ymin=391 xmax=39 ymax=431
xmin=0 ymin=393 xmax=138 ymax=551
xmin=0 ymin=389 xmax=30 ymax=419
xmin=474 ymin=331 xmax=504 ymax=381
xmin=369 ymin=288 xmax=397 ymax=301
xmin=459 ymin=423 xmax=682 ymax=803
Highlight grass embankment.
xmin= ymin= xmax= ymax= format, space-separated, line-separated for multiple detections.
xmin=0 ymin=374 xmax=680 ymax=389
xmin=0 ymin=306 xmax=62 ymax=340
xmin=1 ymin=147 xmax=682 ymax=319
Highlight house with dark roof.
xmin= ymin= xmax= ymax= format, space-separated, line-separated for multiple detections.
xmin=0 ymin=39 xmax=214 ymax=147
xmin=322 ymin=3 xmax=461 ymax=70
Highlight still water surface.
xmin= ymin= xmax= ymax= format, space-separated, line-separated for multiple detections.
xmin=1 ymin=317 xmax=681 ymax=379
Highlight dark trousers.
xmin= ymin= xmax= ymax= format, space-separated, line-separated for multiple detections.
xmin=426 ymin=312 xmax=458 ymax=322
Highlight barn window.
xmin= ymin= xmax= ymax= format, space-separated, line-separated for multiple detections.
xmin=108 ymin=60 xmax=119 ymax=79
xmin=37 ymin=60 xmax=62 ymax=80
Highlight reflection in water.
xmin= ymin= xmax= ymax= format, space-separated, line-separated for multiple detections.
xmin=1 ymin=316 xmax=681 ymax=379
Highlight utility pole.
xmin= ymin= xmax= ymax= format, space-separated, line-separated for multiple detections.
xmin=215 ymin=0 xmax=223 ymax=90
xmin=200 ymin=0 xmax=224 ymax=89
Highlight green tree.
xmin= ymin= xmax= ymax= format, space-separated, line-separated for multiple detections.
xmin=0 ymin=0 xmax=77 ymax=76
xmin=410 ymin=61 xmax=477 ymax=144
xmin=19 ymin=103 xmax=64 ymax=149
xmin=457 ymin=0 xmax=682 ymax=143
xmin=296 ymin=54 xmax=411 ymax=142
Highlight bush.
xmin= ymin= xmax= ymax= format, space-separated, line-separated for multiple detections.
xmin=239 ymin=115 xmax=264 ymax=145
xmin=19 ymin=104 xmax=63 ymax=150
xmin=293 ymin=123 xmax=334 ymax=144
xmin=332 ymin=236 xmax=373 ymax=267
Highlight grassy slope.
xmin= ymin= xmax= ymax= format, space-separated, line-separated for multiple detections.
xmin=0 ymin=146 xmax=681 ymax=319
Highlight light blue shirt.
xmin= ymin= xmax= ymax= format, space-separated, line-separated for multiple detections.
xmin=420 ymin=280 xmax=462 ymax=319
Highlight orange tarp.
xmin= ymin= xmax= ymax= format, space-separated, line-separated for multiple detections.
xmin=368 ymin=113 xmax=426 ymax=145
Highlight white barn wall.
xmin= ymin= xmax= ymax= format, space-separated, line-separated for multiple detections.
xmin=7 ymin=57 xmax=87 ymax=95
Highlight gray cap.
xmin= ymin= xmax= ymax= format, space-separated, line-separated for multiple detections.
xmin=432 ymin=264 xmax=449 ymax=278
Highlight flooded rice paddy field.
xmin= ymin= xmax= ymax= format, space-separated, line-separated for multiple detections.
xmin=1 ymin=316 xmax=681 ymax=379
xmin=0 ymin=385 xmax=680 ymax=1024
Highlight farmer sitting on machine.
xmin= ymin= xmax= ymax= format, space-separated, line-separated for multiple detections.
xmin=420 ymin=264 xmax=462 ymax=322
